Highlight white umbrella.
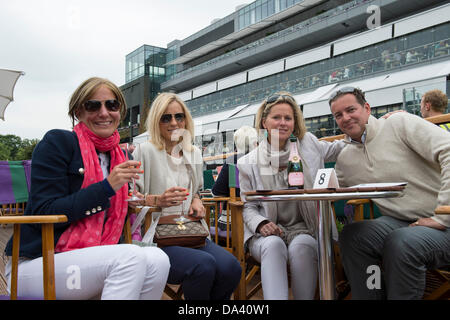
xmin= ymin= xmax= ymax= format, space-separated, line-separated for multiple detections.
xmin=0 ymin=68 xmax=24 ymax=121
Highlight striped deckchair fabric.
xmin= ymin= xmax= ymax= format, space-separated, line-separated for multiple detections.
xmin=228 ymin=163 xmax=239 ymax=189
xmin=0 ymin=160 xmax=31 ymax=216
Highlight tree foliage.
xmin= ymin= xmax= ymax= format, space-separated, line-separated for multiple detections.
xmin=0 ymin=134 xmax=40 ymax=160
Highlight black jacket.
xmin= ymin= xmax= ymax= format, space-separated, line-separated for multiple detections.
xmin=211 ymin=154 xmax=241 ymax=198
xmin=5 ymin=129 xmax=116 ymax=259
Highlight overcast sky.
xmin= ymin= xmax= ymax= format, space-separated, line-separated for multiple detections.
xmin=0 ymin=0 xmax=248 ymax=140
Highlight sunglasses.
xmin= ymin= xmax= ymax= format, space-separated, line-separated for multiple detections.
xmin=83 ymin=99 xmax=121 ymax=113
xmin=160 ymin=113 xmax=186 ymax=123
xmin=266 ymin=94 xmax=296 ymax=104
xmin=328 ymin=86 xmax=360 ymax=102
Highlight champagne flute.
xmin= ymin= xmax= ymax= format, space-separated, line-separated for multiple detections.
xmin=174 ymin=169 xmax=191 ymax=224
xmin=125 ymin=143 xmax=144 ymax=202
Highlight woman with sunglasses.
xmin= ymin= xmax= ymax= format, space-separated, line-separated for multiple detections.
xmin=131 ymin=92 xmax=241 ymax=300
xmin=4 ymin=77 xmax=170 ymax=299
xmin=237 ymin=91 xmax=345 ymax=300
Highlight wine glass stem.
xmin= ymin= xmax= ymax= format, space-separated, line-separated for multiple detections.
xmin=181 ymin=199 xmax=184 ymax=217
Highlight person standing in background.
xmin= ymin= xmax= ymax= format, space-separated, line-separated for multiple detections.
xmin=420 ymin=89 xmax=449 ymax=131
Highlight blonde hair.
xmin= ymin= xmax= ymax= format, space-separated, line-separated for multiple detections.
xmin=68 ymin=77 xmax=127 ymax=127
xmin=146 ymin=92 xmax=195 ymax=151
xmin=255 ymin=91 xmax=307 ymax=139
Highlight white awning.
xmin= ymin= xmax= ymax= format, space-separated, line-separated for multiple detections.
xmin=323 ymin=60 xmax=450 ymax=102
xmin=231 ymin=102 xmax=260 ymax=118
xmin=193 ymin=103 xmax=249 ymax=136
xmin=378 ymin=61 xmax=450 ymax=89
xmin=132 ymin=131 xmax=150 ymax=145
xmin=219 ymin=115 xmax=255 ymax=132
xmin=303 ymin=60 xmax=450 ymax=118
xmin=193 ymin=109 xmax=232 ymax=126
xmin=295 ymin=83 xmax=339 ymax=105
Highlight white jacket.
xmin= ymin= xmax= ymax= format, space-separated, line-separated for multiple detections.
xmin=132 ymin=141 xmax=204 ymax=197
xmin=237 ymin=132 xmax=345 ymax=245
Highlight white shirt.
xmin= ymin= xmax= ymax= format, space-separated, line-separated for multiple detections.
xmin=164 ymin=153 xmax=193 ymax=216
xmin=98 ymin=152 xmax=109 ymax=179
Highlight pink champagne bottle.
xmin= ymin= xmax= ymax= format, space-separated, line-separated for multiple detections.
xmin=287 ymin=135 xmax=304 ymax=189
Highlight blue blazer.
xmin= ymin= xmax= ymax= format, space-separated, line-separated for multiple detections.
xmin=5 ymin=129 xmax=116 ymax=259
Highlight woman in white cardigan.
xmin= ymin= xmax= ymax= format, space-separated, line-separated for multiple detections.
xmin=237 ymin=92 xmax=345 ymax=300
xmin=132 ymin=92 xmax=241 ymax=300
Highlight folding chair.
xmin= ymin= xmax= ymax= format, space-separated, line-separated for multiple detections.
xmin=202 ymin=164 xmax=239 ymax=253
xmin=0 ymin=160 xmax=31 ymax=219
xmin=123 ymin=206 xmax=184 ymax=300
xmin=0 ymin=215 xmax=68 ymax=300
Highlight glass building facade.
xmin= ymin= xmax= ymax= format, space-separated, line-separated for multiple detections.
xmin=185 ymin=23 xmax=450 ymax=118
xmin=237 ymin=0 xmax=305 ymax=30
xmin=121 ymin=0 xmax=449 ymax=158
xmin=125 ymin=45 xmax=167 ymax=85
xmin=166 ymin=0 xmax=365 ymax=83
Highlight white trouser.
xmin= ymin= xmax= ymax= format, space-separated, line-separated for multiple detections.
xmin=6 ymin=244 xmax=170 ymax=300
xmin=249 ymin=234 xmax=318 ymax=300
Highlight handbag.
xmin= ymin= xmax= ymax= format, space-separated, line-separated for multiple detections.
xmin=154 ymin=214 xmax=209 ymax=248
xmin=135 ymin=163 xmax=209 ymax=248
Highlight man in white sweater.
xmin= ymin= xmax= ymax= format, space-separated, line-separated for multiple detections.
xmin=329 ymin=86 xmax=450 ymax=299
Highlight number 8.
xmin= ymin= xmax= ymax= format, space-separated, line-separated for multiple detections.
xmin=318 ymin=173 xmax=326 ymax=185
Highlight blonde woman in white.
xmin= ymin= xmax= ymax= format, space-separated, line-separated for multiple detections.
xmin=238 ymin=92 xmax=345 ymax=300
xmin=132 ymin=92 xmax=241 ymax=300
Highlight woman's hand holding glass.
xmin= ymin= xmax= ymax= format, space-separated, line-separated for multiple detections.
xmin=127 ymin=190 xmax=145 ymax=208
xmin=106 ymin=160 xmax=142 ymax=192
xmin=124 ymin=144 xmax=143 ymax=202
xmin=127 ymin=187 xmax=190 ymax=208
xmin=158 ymin=187 xmax=189 ymax=207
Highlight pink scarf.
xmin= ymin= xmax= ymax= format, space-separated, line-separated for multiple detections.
xmin=55 ymin=122 xmax=128 ymax=252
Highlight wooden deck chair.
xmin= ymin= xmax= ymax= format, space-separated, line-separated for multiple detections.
xmin=229 ymin=200 xmax=251 ymax=300
xmin=123 ymin=206 xmax=184 ymax=300
xmin=0 ymin=161 xmax=31 ymax=219
xmin=425 ymin=113 xmax=450 ymax=128
xmin=202 ymin=164 xmax=239 ymax=253
xmin=0 ymin=215 xmax=68 ymax=300
xmin=202 ymin=170 xmax=215 ymax=191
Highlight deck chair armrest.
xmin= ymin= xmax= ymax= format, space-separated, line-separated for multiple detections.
xmin=346 ymin=199 xmax=371 ymax=206
xmin=124 ymin=207 xmax=162 ymax=243
xmin=346 ymin=199 xmax=374 ymax=221
xmin=0 ymin=215 xmax=67 ymax=300
xmin=0 ymin=215 xmax=67 ymax=224
xmin=202 ymin=197 xmax=231 ymax=202
xmin=229 ymin=201 xmax=245 ymax=300
xmin=435 ymin=206 xmax=450 ymax=215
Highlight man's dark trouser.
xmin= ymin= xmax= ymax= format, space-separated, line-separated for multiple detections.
xmin=339 ymin=215 xmax=450 ymax=299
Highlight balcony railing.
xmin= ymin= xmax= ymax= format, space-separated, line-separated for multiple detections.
xmin=165 ymin=0 xmax=370 ymax=83
xmin=188 ymin=37 xmax=449 ymax=117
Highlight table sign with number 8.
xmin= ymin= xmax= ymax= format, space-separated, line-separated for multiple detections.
xmin=313 ymin=168 xmax=340 ymax=189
